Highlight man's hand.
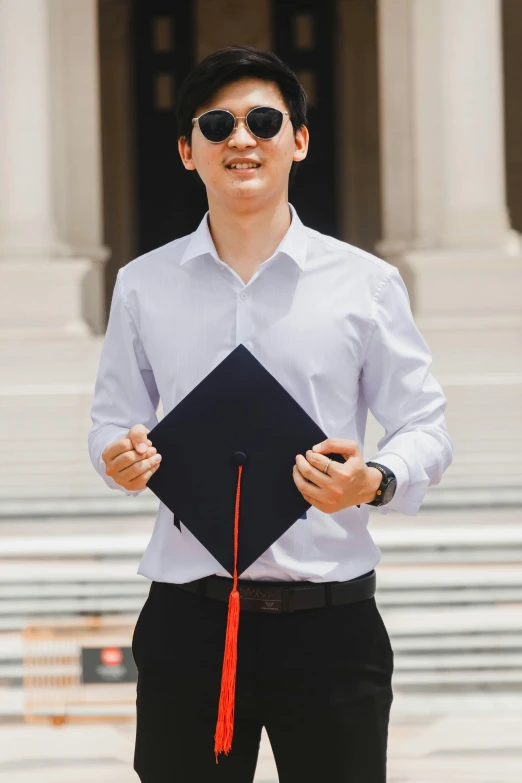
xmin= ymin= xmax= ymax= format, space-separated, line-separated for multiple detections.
xmin=292 ymin=438 xmax=382 ymax=513
xmin=102 ymin=424 xmax=162 ymax=491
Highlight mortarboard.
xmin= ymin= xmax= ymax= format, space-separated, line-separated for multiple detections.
xmin=147 ymin=344 xmax=346 ymax=759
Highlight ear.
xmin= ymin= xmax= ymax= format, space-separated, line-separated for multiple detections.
xmin=178 ymin=136 xmax=196 ymax=171
xmin=293 ymin=125 xmax=309 ymax=163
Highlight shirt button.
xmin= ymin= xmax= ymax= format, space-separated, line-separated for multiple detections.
xmin=239 ymin=292 xmax=248 ymax=300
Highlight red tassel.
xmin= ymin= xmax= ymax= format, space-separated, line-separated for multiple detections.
xmin=214 ymin=465 xmax=243 ymax=761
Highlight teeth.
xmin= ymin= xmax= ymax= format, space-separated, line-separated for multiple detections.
xmin=229 ymin=163 xmax=259 ymax=169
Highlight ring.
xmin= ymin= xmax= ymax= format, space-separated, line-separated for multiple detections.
xmin=323 ymin=458 xmax=333 ymax=475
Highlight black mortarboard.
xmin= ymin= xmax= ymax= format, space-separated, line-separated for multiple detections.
xmin=147 ymin=344 xmax=345 ymax=576
xmin=146 ymin=344 xmax=345 ymax=759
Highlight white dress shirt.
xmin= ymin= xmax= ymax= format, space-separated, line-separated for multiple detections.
xmin=88 ymin=205 xmax=452 ymax=584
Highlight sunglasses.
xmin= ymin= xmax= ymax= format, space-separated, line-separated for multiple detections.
xmin=192 ymin=106 xmax=289 ymax=143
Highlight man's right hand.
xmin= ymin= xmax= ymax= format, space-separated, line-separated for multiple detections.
xmin=102 ymin=424 xmax=162 ymax=491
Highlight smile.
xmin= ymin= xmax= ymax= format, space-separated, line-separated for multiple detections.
xmin=226 ymin=163 xmax=261 ymax=169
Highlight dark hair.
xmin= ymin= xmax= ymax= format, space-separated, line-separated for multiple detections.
xmin=176 ymin=46 xmax=308 ymax=182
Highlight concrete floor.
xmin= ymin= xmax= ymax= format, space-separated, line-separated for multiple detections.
xmin=1 ymin=693 xmax=521 ymax=782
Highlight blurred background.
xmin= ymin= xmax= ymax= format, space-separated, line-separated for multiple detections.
xmin=0 ymin=0 xmax=521 ymax=781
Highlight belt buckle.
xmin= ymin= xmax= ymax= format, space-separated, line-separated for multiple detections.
xmin=238 ymin=584 xmax=283 ymax=613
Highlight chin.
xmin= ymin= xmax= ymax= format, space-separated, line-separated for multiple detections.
xmin=227 ymin=182 xmax=268 ymax=200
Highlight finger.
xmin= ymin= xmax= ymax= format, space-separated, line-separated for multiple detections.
xmin=120 ymin=452 xmax=162 ymax=482
xmin=128 ymin=424 xmax=152 ymax=455
xmin=110 ymin=446 xmax=157 ymax=475
xmin=312 ymin=438 xmax=359 ymax=457
xmin=304 ymin=449 xmax=343 ymax=478
xmin=293 ymin=464 xmax=322 ymax=500
xmin=103 ymin=436 xmax=135 ymax=463
xmin=295 ymin=453 xmax=330 ymax=488
xmin=128 ymin=459 xmax=162 ymax=488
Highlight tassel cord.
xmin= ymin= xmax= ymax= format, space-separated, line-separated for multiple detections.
xmin=214 ymin=464 xmax=243 ymax=761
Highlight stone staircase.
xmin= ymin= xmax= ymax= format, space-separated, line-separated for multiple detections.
xmin=0 ymin=510 xmax=521 ymax=704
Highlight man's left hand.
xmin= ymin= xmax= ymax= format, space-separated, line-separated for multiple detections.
xmin=292 ymin=438 xmax=382 ymax=513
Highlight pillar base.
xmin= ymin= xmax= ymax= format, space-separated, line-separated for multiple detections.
xmin=0 ymin=258 xmax=93 ymax=335
xmin=382 ymin=244 xmax=522 ymax=319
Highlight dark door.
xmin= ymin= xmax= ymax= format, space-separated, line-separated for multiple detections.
xmin=132 ymin=1 xmax=207 ymax=255
xmin=272 ymin=0 xmax=338 ymax=237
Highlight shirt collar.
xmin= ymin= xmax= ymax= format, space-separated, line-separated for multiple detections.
xmin=179 ymin=203 xmax=308 ymax=271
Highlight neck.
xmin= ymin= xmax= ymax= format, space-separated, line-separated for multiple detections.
xmin=206 ymin=196 xmax=292 ymax=284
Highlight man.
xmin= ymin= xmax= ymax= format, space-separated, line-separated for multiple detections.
xmin=88 ymin=46 xmax=452 ymax=782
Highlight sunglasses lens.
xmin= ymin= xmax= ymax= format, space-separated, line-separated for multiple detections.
xmin=247 ymin=107 xmax=284 ymax=139
xmin=197 ymin=110 xmax=235 ymax=142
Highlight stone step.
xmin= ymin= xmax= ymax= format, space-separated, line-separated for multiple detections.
xmin=391 ymin=634 xmax=522 ymax=652
xmin=0 ymin=583 xmax=149 ymax=599
xmin=0 ymin=535 xmax=148 ymax=558
xmin=375 ymin=524 xmax=522 ymax=564
xmin=378 ymin=565 xmax=522 ymax=587
xmin=383 ymin=606 xmax=522 ymax=636
xmin=379 ymin=588 xmax=522 ymax=605
xmin=0 ymin=595 xmax=145 ymax=619
xmin=376 ymin=525 xmax=522 ymax=549
xmin=393 ymin=669 xmax=522 ymax=688
xmin=0 ymin=525 xmax=521 ymax=559
xmin=395 ymin=651 xmax=522 ymax=670
xmin=0 ymin=560 xmax=141 ymax=582
xmin=0 ymin=495 xmax=155 ymax=516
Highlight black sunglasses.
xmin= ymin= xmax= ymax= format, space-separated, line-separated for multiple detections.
xmin=192 ymin=106 xmax=289 ymax=143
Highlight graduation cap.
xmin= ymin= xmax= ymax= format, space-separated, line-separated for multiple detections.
xmin=146 ymin=344 xmax=346 ymax=758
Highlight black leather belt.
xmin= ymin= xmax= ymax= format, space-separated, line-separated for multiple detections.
xmin=175 ymin=569 xmax=376 ymax=613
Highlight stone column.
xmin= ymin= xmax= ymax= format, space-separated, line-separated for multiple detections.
xmin=0 ymin=0 xmax=66 ymax=257
xmin=440 ymin=0 xmax=509 ymax=247
xmin=0 ymin=0 xmax=92 ymax=334
xmin=377 ymin=0 xmax=522 ymax=320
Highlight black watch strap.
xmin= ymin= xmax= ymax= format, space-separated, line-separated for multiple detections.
xmin=365 ymin=461 xmax=397 ymax=506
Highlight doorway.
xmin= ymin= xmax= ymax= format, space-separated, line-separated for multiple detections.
xmin=272 ymin=0 xmax=337 ymax=237
xmin=132 ymin=0 xmax=207 ymax=255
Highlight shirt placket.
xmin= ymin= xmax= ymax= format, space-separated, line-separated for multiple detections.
xmin=235 ymin=284 xmax=253 ymax=347
xmin=218 ymin=258 xmax=271 ymax=347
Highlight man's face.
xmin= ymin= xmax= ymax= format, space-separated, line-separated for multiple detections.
xmin=179 ymin=77 xmax=308 ymax=208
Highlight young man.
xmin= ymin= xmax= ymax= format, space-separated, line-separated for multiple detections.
xmin=88 ymin=47 xmax=452 ymax=782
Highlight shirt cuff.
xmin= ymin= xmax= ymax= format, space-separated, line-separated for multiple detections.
xmin=366 ymin=453 xmax=410 ymax=515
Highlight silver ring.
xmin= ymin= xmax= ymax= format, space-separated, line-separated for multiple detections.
xmin=323 ymin=458 xmax=333 ymax=475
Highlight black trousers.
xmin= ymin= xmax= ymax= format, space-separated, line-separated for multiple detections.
xmin=132 ymin=579 xmax=394 ymax=783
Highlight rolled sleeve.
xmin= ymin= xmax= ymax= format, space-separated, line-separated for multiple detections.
xmin=88 ymin=269 xmax=160 ymax=496
xmin=361 ymin=269 xmax=453 ymax=515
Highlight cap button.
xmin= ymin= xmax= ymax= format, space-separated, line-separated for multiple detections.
xmin=232 ymin=451 xmax=248 ymax=466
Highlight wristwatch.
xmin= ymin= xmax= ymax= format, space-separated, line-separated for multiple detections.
xmin=365 ymin=462 xmax=397 ymax=506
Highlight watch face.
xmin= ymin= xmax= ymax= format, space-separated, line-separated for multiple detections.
xmin=381 ymin=478 xmax=397 ymax=505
